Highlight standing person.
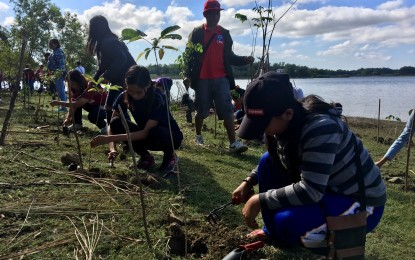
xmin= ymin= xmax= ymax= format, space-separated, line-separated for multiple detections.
xmin=75 ymin=61 xmax=85 ymax=74
xmin=232 ymin=72 xmax=386 ymax=254
xmin=184 ymin=0 xmax=254 ymax=153
xmin=48 ymin=38 xmax=67 ymax=112
xmin=86 ymin=15 xmax=136 ymax=125
xmin=35 ymin=64 xmax=45 ymax=93
xmin=50 ymin=70 xmax=107 ymax=133
xmin=376 ymin=110 xmax=415 ymax=168
xmin=23 ymin=64 xmax=35 ymax=93
xmin=90 ymin=65 xmax=183 ymax=172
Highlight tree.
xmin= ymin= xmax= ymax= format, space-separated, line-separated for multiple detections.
xmin=10 ymin=0 xmax=62 ymax=63
xmin=56 ymin=12 xmax=95 ymax=72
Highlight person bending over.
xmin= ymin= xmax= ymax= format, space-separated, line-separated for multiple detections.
xmin=50 ymin=70 xmax=107 ymax=133
xmin=232 ymin=71 xmax=386 ymax=254
xmin=90 ymin=65 xmax=183 ymax=172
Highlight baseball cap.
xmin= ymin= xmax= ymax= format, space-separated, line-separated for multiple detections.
xmin=237 ymin=71 xmax=295 ymax=140
xmin=203 ymin=0 xmax=224 ymax=13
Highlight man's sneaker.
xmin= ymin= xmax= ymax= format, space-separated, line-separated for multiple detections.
xmin=57 ymin=107 xmax=67 ymax=112
xmin=195 ymin=135 xmax=204 ymax=145
xmin=229 ymin=140 xmax=248 ymax=153
xmin=136 ymin=155 xmax=155 ymax=170
xmin=68 ymin=124 xmax=82 ymax=131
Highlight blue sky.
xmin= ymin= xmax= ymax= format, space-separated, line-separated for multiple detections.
xmin=1 ymin=0 xmax=414 ymax=70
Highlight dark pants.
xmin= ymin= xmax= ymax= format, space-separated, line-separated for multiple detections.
xmin=110 ymin=117 xmax=183 ymax=161
xmin=73 ymin=104 xmax=107 ymax=129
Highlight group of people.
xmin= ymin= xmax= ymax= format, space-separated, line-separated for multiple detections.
xmin=26 ymin=0 xmax=415 ymax=256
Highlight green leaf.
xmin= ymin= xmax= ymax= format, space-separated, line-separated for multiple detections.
xmin=120 ymin=28 xmax=147 ymax=41
xmin=162 ymin=34 xmax=182 ymax=40
xmin=136 ymin=51 xmax=146 ymax=61
xmin=128 ymin=35 xmax=144 ymax=43
xmin=159 ymin=48 xmax=164 ymax=60
xmin=162 ymin=45 xmax=178 ymax=51
xmin=235 ymin=13 xmax=247 ymax=23
xmin=144 ymin=50 xmax=151 ymax=60
xmin=160 ymin=25 xmax=180 ymax=38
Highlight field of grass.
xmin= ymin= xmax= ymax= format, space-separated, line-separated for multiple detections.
xmin=0 ymin=91 xmax=414 ymax=259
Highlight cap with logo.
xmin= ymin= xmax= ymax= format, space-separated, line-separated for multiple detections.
xmin=237 ymin=71 xmax=295 ymax=140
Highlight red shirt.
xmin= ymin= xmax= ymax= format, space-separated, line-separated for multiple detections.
xmin=73 ymin=88 xmax=107 ymax=106
xmin=199 ymin=24 xmax=226 ymax=79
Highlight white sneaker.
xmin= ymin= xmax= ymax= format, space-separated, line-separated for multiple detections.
xmin=195 ymin=135 xmax=204 ymax=145
xmin=229 ymin=140 xmax=248 ymax=153
xmin=68 ymin=124 xmax=82 ymax=131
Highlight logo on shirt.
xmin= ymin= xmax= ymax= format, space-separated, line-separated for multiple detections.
xmin=217 ymin=34 xmax=224 ymax=44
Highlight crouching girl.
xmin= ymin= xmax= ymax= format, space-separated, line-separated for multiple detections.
xmin=50 ymin=69 xmax=107 ymax=132
xmin=90 ymin=65 xmax=183 ymax=172
xmin=232 ymin=71 xmax=386 ymax=256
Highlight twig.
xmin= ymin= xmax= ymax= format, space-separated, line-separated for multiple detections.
xmin=118 ymin=104 xmax=153 ymax=250
xmin=7 ymin=198 xmax=35 ymax=246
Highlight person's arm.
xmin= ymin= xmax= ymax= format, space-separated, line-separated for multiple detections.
xmin=225 ymin=30 xmax=254 ymax=66
xmin=377 ymin=111 xmax=415 ymax=167
xmin=90 ymin=118 xmax=158 ymax=148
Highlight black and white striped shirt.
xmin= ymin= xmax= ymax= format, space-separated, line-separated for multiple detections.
xmin=257 ymin=110 xmax=387 ymax=210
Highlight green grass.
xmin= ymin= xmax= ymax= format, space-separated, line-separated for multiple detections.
xmin=0 ymin=92 xmax=414 ymax=259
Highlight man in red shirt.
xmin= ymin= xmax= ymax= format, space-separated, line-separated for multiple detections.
xmin=185 ymin=0 xmax=254 ymax=153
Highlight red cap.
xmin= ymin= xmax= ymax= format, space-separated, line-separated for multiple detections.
xmin=203 ymin=0 xmax=224 ymax=13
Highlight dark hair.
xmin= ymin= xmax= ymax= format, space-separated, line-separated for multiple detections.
xmin=49 ymin=39 xmax=60 ymax=48
xmin=266 ymin=95 xmax=340 ymax=183
xmin=66 ymin=69 xmax=87 ymax=93
xmin=86 ymin=15 xmax=118 ymax=56
xmin=123 ymin=65 xmax=154 ymax=113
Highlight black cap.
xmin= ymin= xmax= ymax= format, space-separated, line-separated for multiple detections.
xmin=237 ymin=71 xmax=295 ymax=140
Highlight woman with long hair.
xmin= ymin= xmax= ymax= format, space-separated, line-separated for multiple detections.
xmin=232 ymin=71 xmax=386 ymax=255
xmin=86 ymin=15 xmax=136 ymax=126
xmin=90 ymin=65 xmax=183 ymax=173
xmin=50 ymin=70 xmax=107 ymax=132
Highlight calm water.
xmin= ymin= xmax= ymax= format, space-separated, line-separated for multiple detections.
xmin=171 ymin=76 xmax=415 ymax=121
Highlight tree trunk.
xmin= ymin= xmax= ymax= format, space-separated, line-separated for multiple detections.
xmin=0 ymin=35 xmax=28 ymax=145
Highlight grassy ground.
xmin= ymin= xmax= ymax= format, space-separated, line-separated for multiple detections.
xmin=0 ymin=91 xmax=414 ymax=259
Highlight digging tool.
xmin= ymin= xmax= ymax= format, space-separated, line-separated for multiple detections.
xmin=206 ymin=199 xmax=237 ymax=225
xmin=222 ymin=241 xmax=265 ymax=260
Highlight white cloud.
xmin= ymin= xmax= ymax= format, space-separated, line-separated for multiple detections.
xmin=79 ymin=0 xmax=165 ymax=36
xmin=220 ymin=0 xmax=266 ymax=8
xmin=0 ymin=2 xmax=9 ymax=12
xmin=377 ymin=0 xmax=404 ymax=10
xmin=2 ymin=16 xmax=14 ymax=26
xmin=317 ymin=40 xmax=352 ymax=56
xmin=354 ymin=52 xmax=391 ymax=61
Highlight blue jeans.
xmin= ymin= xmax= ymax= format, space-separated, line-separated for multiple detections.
xmin=257 ymin=152 xmax=385 ymax=250
xmin=55 ymin=78 xmax=67 ymax=102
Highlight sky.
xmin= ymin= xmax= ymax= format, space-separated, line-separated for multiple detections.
xmin=1 ymin=0 xmax=414 ymax=70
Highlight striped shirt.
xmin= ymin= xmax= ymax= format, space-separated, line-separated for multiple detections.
xmin=256 ymin=109 xmax=387 ymax=210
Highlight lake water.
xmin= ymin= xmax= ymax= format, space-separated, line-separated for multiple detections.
xmin=171 ymin=76 xmax=415 ymax=121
